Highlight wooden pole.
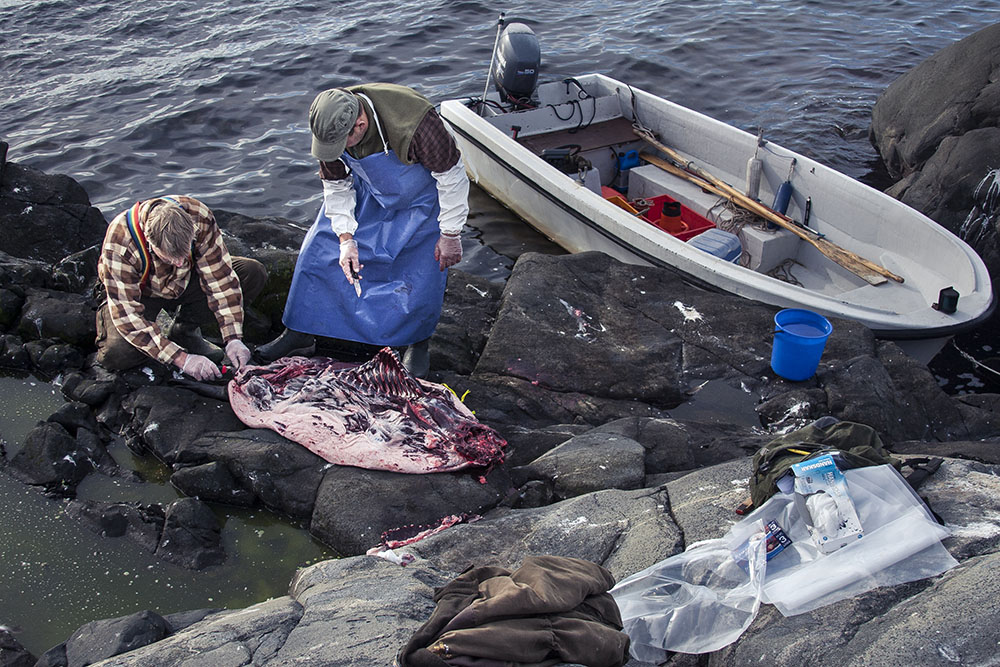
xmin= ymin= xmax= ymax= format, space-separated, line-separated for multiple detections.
xmin=634 ymin=130 xmax=904 ymax=286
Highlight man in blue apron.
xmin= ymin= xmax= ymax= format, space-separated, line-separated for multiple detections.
xmin=257 ymin=84 xmax=469 ymax=378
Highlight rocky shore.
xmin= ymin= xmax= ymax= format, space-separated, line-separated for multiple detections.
xmin=2 ymin=22 xmax=1000 ymax=667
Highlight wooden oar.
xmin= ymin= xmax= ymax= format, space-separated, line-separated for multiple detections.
xmin=634 ymin=130 xmax=904 ymax=285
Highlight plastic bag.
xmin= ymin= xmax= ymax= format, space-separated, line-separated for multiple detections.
xmin=610 ymin=531 xmax=767 ymax=659
xmin=611 ymin=464 xmax=956 ymax=659
xmin=760 ymin=464 xmax=955 ymax=615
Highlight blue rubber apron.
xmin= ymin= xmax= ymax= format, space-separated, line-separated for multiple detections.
xmin=283 ymin=101 xmax=446 ymax=346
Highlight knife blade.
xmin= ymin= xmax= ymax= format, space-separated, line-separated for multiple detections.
xmin=351 ymin=268 xmax=362 ymax=297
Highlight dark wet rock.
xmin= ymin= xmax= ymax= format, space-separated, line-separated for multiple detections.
xmin=161 ymin=608 xmax=222 ymax=634
xmin=46 ymin=401 xmax=98 ymax=435
xmin=309 ymin=464 xmax=514 ymax=557
xmin=0 ymin=162 xmax=106 ymax=264
xmin=5 ymin=421 xmax=92 ymax=493
xmin=170 ymin=460 xmax=256 ymax=507
xmin=756 ymin=386 xmax=829 ymax=427
xmin=156 ymin=497 xmax=225 ymax=569
xmin=213 ymin=209 xmax=307 ymax=253
xmin=870 ymin=22 xmax=1000 ymax=235
xmin=517 ymin=431 xmax=646 ymax=499
xmin=210 ymin=209 xmax=305 ymax=340
xmin=664 ymin=457 xmax=754 ymax=546
xmin=35 ymin=342 xmax=85 ymax=375
xmin=496 ymin=423 xmax=591 ymax=467
xmin=410 ymin=486 xmax=683 ymax=583
xmin=174 ymin=429 xmax=326 ymax=520
xmin=240 ymin=247 xmax=299 ymax=343
xmin=50 ymin=245 xmax=100 ymax=295
xmin=469 ymin=251 xmax=1000 ymax=445
xmin=0 ymin=627 xmax=34 ymax=667
xmin=16 ymin=287 xmax=95 ymax=348
xmin=121 ymin=386 xmax=246 ymax=461
xmin=65 ymin=500 xmax=164 ymax=552
xmin=435 ymin=370 xmax=670 ymax=431
xmin=37 ymin=454 xmax=1000 ymax=666
xmin=59 ymin=371 xmax=118 ymax=408
xmin=0 ymin=334 xmax=29 ymax=369
xmin=502 ymin=479 xmax=556 ymax=509
xmin=912 ymin=458 xmax=1000 ymax=561
xmin=0 ymin=252 xmax=52 ymax=291
xmin=476 ymin=252 xmax=695 ymax=407
xmin=68 ymin=496 xmax=226 ymax=571
xmin=432 ymin=270 xmax=504 ymax=375
xmin=587 ymin=416 xmax=770 ymax=476
xmin=0 ymin=288 xmax=24 ymax=330
xmin=90 ymin=597 xmax=303 ymax=667
xmin=32 ymin=645 xmax=66 ymax=667
xmin=23 ymin=339 xmax=49 ymax=367
xmin=890 ymin=436 xmax=1000 ymax=465
xmin=61 ymin=610 xmax=170 ymax=667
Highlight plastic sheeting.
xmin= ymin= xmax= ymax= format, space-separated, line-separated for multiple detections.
xmin=611 ymin=464 xmax=957 ymax=660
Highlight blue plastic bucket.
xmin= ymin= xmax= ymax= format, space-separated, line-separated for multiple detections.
xmin=770 ymin=309 xmax=833 ymax=381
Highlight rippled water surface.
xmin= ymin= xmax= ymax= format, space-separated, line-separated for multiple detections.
xmin=3 ymin=0 xmax=1000 ymax=657
xmin=4 ymin=0 xmax=999 ymax=223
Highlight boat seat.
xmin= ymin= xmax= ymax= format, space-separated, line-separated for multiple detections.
xmin=517 ymin=117 xmax=639 ymax=155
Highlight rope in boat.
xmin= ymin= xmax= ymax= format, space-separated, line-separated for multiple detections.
xmin=766 ymin=258 xmax=805 ymax=286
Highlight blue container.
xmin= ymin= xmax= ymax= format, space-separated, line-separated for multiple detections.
xmin=770 ymin=308 xmax=833 ymax=381
xmin=617 ymin=150 xmax=640 ymax=170
xmin=687 ymin=228 xmax=742 ymax=262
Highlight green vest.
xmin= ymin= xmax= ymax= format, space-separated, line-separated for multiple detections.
xmin=749 ymin=420 xmax=902 ymax=509
xmin=346 ymin=83 xmax=433 ymax=165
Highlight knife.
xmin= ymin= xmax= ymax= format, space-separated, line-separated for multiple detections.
xmin=351 ymin=268 xmax=362 ymax=297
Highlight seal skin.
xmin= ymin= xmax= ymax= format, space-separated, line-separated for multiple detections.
xmin=228 ymin=347 xmax=506 ymax=474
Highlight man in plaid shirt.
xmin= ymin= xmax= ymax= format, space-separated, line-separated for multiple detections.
xmin=96 ymin=195 xmax=267 ymax=380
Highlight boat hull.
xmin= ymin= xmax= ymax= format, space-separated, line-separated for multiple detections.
xmin=440 ymin=74 xmax=993 ymax=360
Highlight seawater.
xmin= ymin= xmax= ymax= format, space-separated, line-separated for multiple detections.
xmin=0 ymin=374 xmax=332 ymax=656
xmin=3 ymin=0 xmax=1000 ymax=655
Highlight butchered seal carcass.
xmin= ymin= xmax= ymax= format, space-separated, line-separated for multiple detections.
xmin=228 ymin=348 xmax=506 ymax=474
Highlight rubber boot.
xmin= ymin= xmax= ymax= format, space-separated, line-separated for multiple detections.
xmin=402 ymin=338 xmax=430 ymax=379
xmin=167 ymin=321 xmax=224 ymax=363
xmin=255 ymin=328 xmax=316 ymax=363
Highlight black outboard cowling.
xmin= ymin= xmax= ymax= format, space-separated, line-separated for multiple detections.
xmin=492 ymin=22 xmax=540 ymax=107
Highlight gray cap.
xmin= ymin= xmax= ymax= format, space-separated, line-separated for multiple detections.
xmin=309 ymin=89 xmax=360 ymax=161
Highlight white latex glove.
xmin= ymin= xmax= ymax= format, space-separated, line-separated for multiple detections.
xmin=322 ymin=177 xmax=359 ymax=236
xmin=339 ymin=237 xmax=361 ymax=283
xmin=225 ymin=339 xmax=251 ymax=370
xmin=180 ymin=353 xmax=222 ymax=381
xmin=434 ymin=234 xmax=463 ymax=271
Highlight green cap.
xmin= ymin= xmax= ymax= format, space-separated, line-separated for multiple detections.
xmin=309 ymin=89 xmax=360 ymax=161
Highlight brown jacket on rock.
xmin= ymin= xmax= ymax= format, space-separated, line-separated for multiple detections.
xmin=397 ymin=555 xmax=630 ymax=667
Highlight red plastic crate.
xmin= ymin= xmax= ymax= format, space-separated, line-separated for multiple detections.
xmin=639 ymin=194 xmax=715 ymax=241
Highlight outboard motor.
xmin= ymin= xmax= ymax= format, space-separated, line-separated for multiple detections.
xmin=492 ymin=22 xmax=540 ymax=108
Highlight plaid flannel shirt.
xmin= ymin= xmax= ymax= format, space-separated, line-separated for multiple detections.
xmin=319 ymin=107 xmax=461 ymax=180
xmin=97 ymin=195 xmax=244 ymax=366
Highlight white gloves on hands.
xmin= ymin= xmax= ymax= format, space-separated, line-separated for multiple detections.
xmin=225 ymin=339 xmax=251 ymax=370
xmin=434 ymin=234 xmax=463 ymax=270
xmin=180 ymin=353 xmax=221 ymax=381
xmin=340 ymin=237 xmax=362 ymax=283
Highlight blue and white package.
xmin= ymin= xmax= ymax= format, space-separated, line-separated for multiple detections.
xmin=791 ymin=453 xmax=863 ymax=553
